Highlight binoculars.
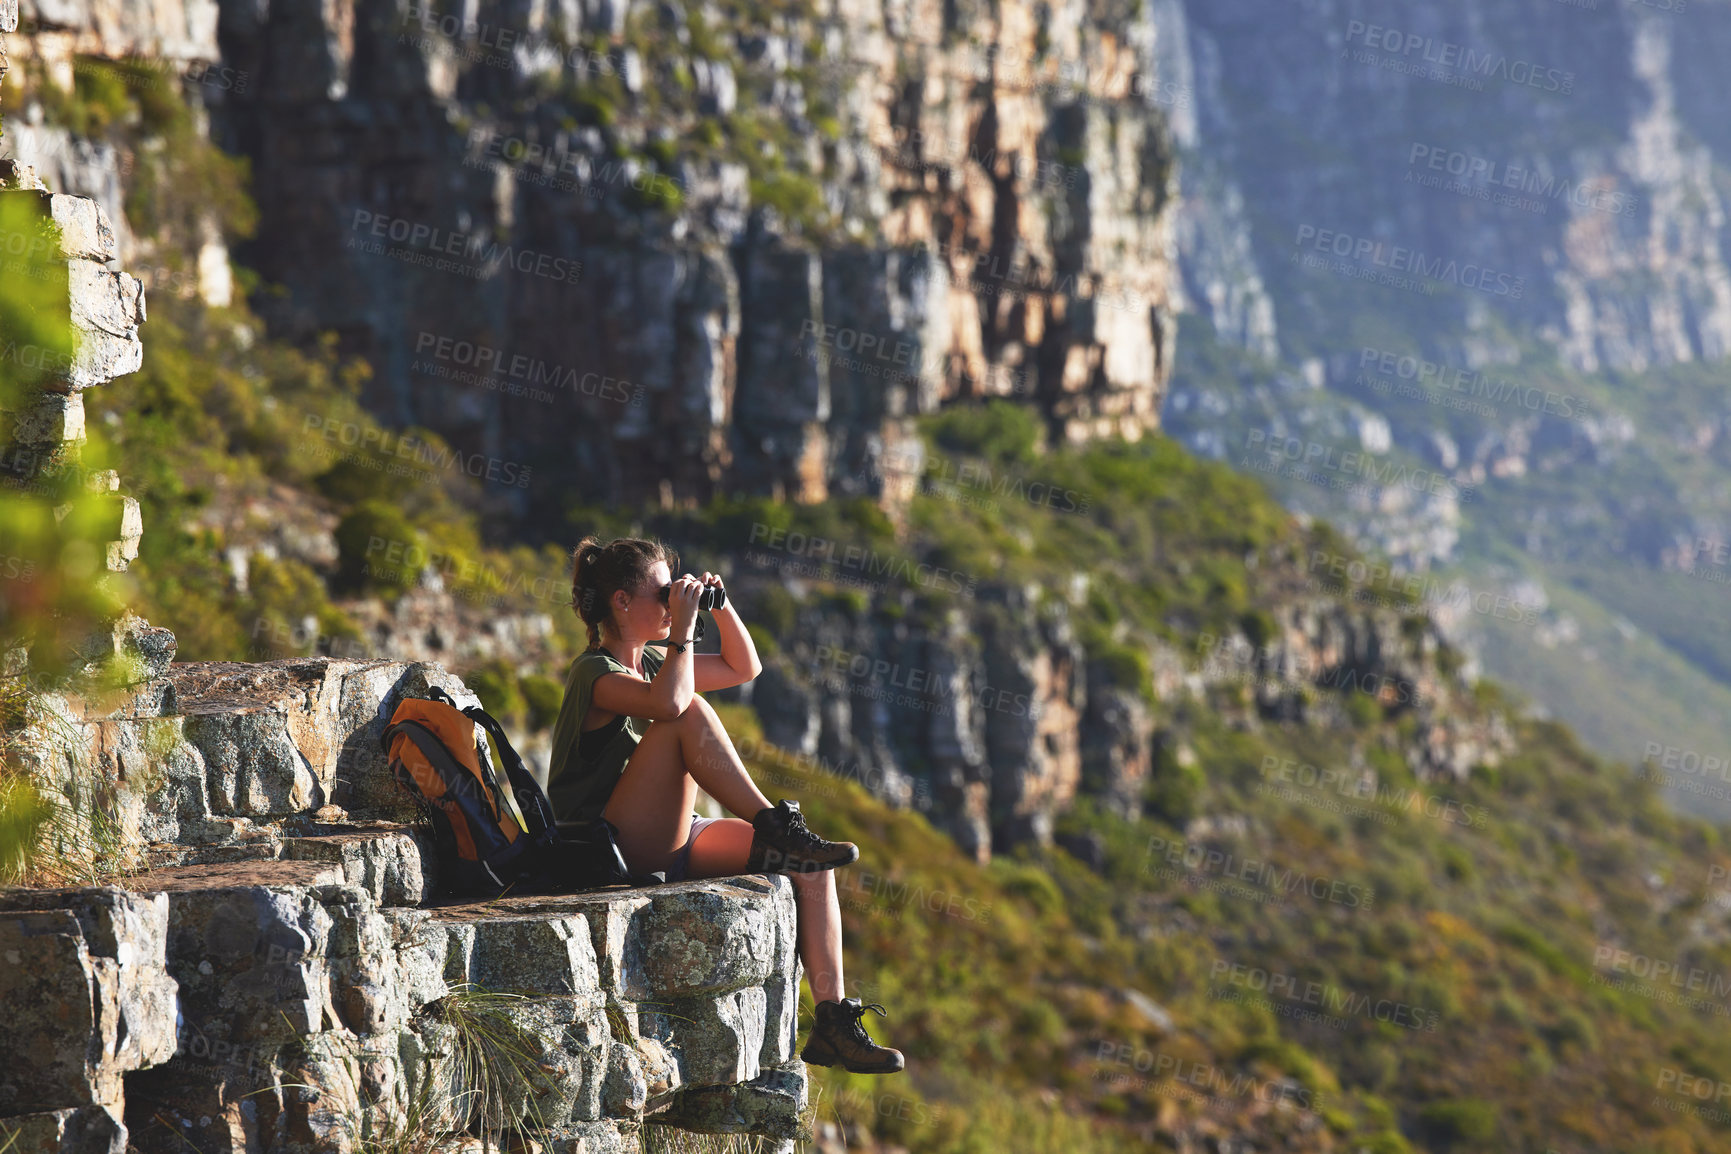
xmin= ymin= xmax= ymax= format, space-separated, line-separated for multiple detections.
xmin=659 ymin=582 xmax=727 ymax=612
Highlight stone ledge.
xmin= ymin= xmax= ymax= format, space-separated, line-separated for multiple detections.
xmin=18 ymin=658 xmax=484 ymax=861
xmin=659 ymin=1061 xmax=809 ymax=1137
xmin=2 ymin=654 xmax=811 ymax=1152
xmin=0 ymin=868 xmax=805 ymax=1152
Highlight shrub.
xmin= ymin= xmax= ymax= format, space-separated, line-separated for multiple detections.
xmin=521 ymin=674 xmax=565 ymax=731
xmin=748 ymin=170 xmax=826 ymax=230
xmin=753 ymin=584 xmax=799 ymax=639
xmin=576 ymin=90 xmax=617 ymax=127
xmin=924 ymin=400 xmax=1042 ymax=466
xmin=334 ymin=501 xmax=422 ymax=593
xmin=1543 ymin=1008 xmax=1597 ymax=1054
xmin=0 ymin=773 xmax=53 ymax=885
xmin=1439 ymin=842 xmax=1473 ymax=882
xmin=745 ymin=623 xmax=780 ymax=659
xmin=314 ymin=457 xmax=420 ymax=506
xmin=467 ymin=661 xmax=526 ymax=726
xmin=993 ymin=861 xmax=1065 ymax=916
xmin=1416 ymin=1100 xmax=1497 ymax=1146
xmin=1145 ymin=742 xmax=1204 ymax=825
xmin=1343 ymin=690 xmax=1382 ymax=727
xmin=1240 ymin=608 xmax=1279 ymax=648
xmin=247 ymin=555 xmax=341 ymax=630
xmin=1086 ymin=634 xmax=1152 ymax=701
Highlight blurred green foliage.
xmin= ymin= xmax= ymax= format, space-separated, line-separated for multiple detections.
xmin=0 ymin=196 xmax=126 ymax=679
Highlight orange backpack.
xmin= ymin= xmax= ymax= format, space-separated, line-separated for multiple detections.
xmin=382 ymin=686 xmax=647 ymax=896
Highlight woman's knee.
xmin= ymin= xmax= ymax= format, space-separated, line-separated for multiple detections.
xmin=674 ymin=695 xmax=732 ymax=760
xmin=631 ymin=716 xmax=687 ymax=759
xmin=679 ymin=693 xmax=722 ymax=725
xmin=644 ymin=695 xmax=709 ymax=735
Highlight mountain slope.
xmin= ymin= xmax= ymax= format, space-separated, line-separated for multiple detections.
xmin=734 ymin=669 xmax=1731 ymax=1153
xmin=1151 ymin=0 xmax=1731 ymax=817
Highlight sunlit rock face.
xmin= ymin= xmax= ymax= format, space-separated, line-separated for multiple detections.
xmin=149 ymin=0 xmax=1181 ymax=515
xmin=1162 ymin=0 xmax=1731 ymax=377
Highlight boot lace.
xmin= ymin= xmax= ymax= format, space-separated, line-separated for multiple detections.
xmin=843 ymin=1001 xmax=889 ymax=1042
xmin=782 ymin=805 xmax=829 ymax=851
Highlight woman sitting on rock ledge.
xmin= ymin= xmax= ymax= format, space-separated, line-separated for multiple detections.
xmin=547 ymin=534 xmax=903 ymax=1075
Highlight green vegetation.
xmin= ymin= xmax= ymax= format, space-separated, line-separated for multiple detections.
xmin=0 ymin=193 xmax=127 ymax=679
xmin=1169 ymin=289 xmax=1731 ymax=815
xmin=715 ymin=648 xmax=1731 ymax=1152
xmin=252 ymin=983 xmax=559 ymax=1151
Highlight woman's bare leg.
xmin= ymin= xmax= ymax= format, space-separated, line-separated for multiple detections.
xmin=600 ymin=717 xmax=696 ymax=875
xmin=683 ymin=819 xmax=845 ymax=1004
xmin=791 ymin=869 xmax=845 ymax=1004
xmin=604 ymin=695 xmax=845 ymax=1003
xmin=603 ymin=695 xmax=774 ymax=872
xmin=684 ymin=817 xmax=756 ymax=877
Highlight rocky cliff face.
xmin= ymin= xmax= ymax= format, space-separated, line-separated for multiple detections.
xmin=9 ymin=0 xmax=1179 ymax=517
xmin=1147 ymin=0 xmax=1731 ymax=576
xmin=2 ymin=655 xmax=807 ymax=1153
xmin=719 ymin=567 xmax=1508 ymax=861
xmin=1158 ymin=0 xmax=1731 ymax=377
xmin=1131 ymin=0 xmax=1731 ymax=791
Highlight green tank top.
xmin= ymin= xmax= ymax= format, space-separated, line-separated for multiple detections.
xmin=546 ymin=645 xmax=665 ymax=824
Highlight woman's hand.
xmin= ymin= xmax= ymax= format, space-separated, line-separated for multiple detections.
xmin=690 ymin=569 xmax=760 ymax=687
xmin=667 ymin=573 xmax=704 ymax=639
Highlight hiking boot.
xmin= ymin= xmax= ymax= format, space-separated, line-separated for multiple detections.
xmin=747 ymin=799 xmax=859 ymax=874
xmin=802 ymin=998 xmax=905 ymax=1074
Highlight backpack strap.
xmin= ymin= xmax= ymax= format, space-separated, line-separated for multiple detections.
xmin=467 ymin=708 xmax=670 ymax=891
xmin=463 ymin=704 xmax=561 ymax=842
xmin=378 ymin=685 xmax=463 ymax=755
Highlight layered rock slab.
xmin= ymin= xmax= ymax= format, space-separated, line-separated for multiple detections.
xmin=0 ymin=867 xmax=806 ymax=1152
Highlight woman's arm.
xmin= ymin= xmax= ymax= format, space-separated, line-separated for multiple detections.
xmin=693 ymin=571 xmax=762 ymax=692
xmin=590 ymin=577 xmax=702 ymax=721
